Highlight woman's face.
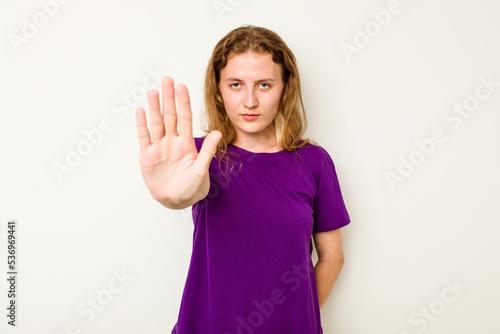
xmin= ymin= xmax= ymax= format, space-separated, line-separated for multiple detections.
xmin=218 ymin=51 xmax=284 ymax=144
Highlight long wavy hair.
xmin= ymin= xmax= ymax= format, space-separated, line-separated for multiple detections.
xmin=201 ymin=25 xmax=318 ymax=177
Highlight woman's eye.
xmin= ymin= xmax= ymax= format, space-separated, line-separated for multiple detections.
xmin=259 ymin=83 xmax=270 ymax=88
xmin=230 ymin=83 xmax=241 ymax=88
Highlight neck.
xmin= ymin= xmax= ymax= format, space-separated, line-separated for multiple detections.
xmin=232 ymin=131 xmax=282 ymax=153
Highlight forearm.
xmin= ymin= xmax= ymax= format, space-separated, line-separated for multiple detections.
xmin=314 ymin=253 xmax=344 ymax=310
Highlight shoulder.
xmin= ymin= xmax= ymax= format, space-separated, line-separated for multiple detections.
xmin=296 ymin=139 xmax=332 ymax=163
xmin=296 ymin=140 xmax=338 ymax=182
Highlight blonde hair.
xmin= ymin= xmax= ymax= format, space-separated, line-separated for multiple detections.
xmin=201 ymin=25 xmax=318 ymax=176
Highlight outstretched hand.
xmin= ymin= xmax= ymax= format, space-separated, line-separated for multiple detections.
xmin=135 ymin=76 xmax=222 ymax=208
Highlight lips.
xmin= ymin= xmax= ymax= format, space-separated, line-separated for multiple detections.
xmin=241 ymin=114 xmax=259 ymax=120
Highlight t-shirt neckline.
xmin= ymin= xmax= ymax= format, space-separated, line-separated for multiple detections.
xmin=229 ymin=143 xmax=287 ymax=157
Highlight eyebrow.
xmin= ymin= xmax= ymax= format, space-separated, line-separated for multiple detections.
xmin=224 ymin=77 xmax=276 ymax=82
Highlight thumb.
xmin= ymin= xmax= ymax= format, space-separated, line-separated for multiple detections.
xmin=194 ymin=130 xmax=222 ymax=172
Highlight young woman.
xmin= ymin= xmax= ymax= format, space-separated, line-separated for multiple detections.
xmin=135 ymin=25 xmax=350 ymax=334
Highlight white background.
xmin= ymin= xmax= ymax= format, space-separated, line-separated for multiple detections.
xmin=1 ymin=0 xmax=499 ymax=333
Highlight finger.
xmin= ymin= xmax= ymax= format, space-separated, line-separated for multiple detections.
xmin=135 ymin=107 xmax=152 ymax=150
xmin=193 ymin=130 xmax=222 ymax=172
xmin=176 ymin=84 xmax=193 ymax=139
xmin=147 ymin=89 xmax=165 ymax=142
xmin=162 ymin=76 xmax=177 ymax=136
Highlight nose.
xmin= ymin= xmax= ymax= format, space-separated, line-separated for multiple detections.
xmin=243 ymin=88 xmax=258 ymax=109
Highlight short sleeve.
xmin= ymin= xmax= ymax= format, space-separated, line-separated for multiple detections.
xmin=312 ymin=146 xmax=351 ymax=233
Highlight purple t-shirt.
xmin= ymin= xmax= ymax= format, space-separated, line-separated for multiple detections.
xmin=171 ymin=137 xmax=350 ymax=334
